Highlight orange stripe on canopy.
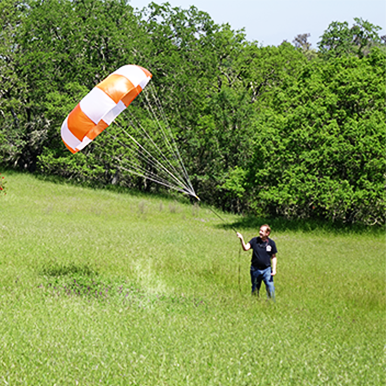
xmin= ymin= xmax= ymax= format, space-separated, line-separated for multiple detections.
xmin=67 ymin=104 xmax=96 ymax=141
xmin=96 ymin=74 xmax=135 ymax=104
xmin=87 ymin=120 xmax=109 ymax=140
xmin=122 ymin=85 xmax=141 ymax=107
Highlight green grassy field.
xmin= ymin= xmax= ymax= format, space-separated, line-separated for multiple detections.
xmin=0 ymin=172 xmax=384 ymax=385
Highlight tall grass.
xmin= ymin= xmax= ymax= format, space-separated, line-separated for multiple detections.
xmin=0 ymin=172 xmax=384 ymax=385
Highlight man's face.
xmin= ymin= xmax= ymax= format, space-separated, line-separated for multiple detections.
xmin=259 ymin=226 xmax=270 ymax=239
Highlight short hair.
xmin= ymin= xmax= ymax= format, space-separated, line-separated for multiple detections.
xmin=261 ymin=224 xmax=271 ymax=234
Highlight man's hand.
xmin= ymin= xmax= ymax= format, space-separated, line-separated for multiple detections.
xmin=237 ymin=232 xmax=251 ymax=251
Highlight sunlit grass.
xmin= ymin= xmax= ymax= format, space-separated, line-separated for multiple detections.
xmin=0 ymin=171 xmax=384 ymax=385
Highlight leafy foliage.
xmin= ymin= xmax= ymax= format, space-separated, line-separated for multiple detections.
xmin=318 ymin=17 xmax=384 ymax=59
xmin=245 ymin=49 xmax=386 ymax=224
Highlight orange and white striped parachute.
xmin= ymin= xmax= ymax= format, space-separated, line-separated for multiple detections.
xmin=61 ymin=65 xmax=152 ymax=153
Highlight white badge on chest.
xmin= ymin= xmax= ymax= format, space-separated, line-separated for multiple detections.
xmin=266 ymin=245 xmax=272 ymax=252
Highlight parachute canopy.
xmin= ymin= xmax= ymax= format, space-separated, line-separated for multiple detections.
xmin=61 ymin=65 xmax=152 ymax=153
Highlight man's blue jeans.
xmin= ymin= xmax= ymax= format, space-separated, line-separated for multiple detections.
xmin=250 ymin=266 xmax=275 ymax=299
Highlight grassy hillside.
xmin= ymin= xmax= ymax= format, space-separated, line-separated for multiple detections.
xmin=0 ymin=172 xmax=384 ymax=385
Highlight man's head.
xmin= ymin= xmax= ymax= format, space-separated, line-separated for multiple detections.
xmin=259 ymin=224 xmax=271 ymax=240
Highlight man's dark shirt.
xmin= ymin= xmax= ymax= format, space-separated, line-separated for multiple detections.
xmin=249 ymin=237 xmax=277 ymax=269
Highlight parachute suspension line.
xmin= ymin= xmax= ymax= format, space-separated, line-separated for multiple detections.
xmin=139 ymin=94 xmax=177 ymax=169
xmin=146 ymin=84 xmax=195 ymax=194
xmin=140 ymin=87 xmax=179 ymax=163
xmin=106 ymin=128 xmax=192 ymax=195
xmin=124 ymin=113 xmax=188 ymax=186
xmin=111 ymin=144 xmax=190 ymax=194
xmin=146 ymin=83 xmax=195 ymax=194
xmin=111 ymin=142 xmax=184 ymax=191
xmin=140 ymin=93 xmax=189 ymax=189
xmin=142 ymin=85 xmax=195 ymax=194
xmin=115 ymin=164 xmax=189 ymax=195
xmin=91 ymin=141 xmax=190 ymax=195
xmin=105 ymin=143 xmax=188 ymax=195
xmin=115 ymin=159 xmax=188 ymax=194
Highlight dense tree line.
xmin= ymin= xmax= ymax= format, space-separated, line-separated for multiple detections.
xmin=0 ymin=0 xmax=385 ymax=225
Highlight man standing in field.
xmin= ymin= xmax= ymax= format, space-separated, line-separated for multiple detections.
xmin=237 ymin=225 xmax=277 ymax=299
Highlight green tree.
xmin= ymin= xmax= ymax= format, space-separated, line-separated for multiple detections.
xmin=318 ymin=18 xmax=383 ymax=59
xmin=245 ymin=48 xmax=386 ymax=224
xmin=0 ymin=0 xmax=28 ymax=168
